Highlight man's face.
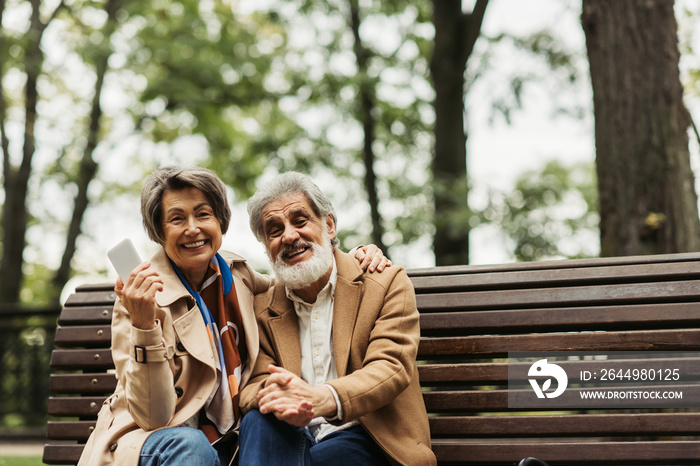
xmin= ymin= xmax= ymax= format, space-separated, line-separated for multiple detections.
xmin=261 ymin=192 xmax=336 ymax=266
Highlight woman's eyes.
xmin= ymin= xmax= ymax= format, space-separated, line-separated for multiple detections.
xmin=167 ymin=211 xmax=213 ymax=224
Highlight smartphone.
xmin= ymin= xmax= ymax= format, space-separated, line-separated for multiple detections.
xmin=107 ymin=239 xmax=143 ymax=282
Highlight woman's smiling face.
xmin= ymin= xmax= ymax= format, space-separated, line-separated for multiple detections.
xmin=161 ymin=186 xmax=222 ymax=287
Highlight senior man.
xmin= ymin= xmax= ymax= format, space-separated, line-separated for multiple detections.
xmin=238 ymin=172 xmax=435 ymax=466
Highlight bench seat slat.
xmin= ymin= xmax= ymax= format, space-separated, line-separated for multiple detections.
xmin=50 ymin=373 xmax=117 ymax=394
xmin=407 ymin=252 xmax=700 ymax=277
xmin=47 ymin=396 xmax=106 ymax=417
xmin=418 ymin=329 xmax=700 ymax=357
xmin=412 ymin=261 xmax=700 ymax=294
xmin=54 ymin=325 xmax=111 ymax=347
xmin=424 ymin=385 xmax=700 ymax=411
xmin=50 ymin=349 xmax=113 ymax=370
xmin=418 ymin=357 xmax=700 ymax=384
xmin=428 ymin=413 xmax=700 ymax=437
xmin=58 ymin=306 xmax=113 ymax=325
xmin=431 ymin=440 xmax=700 ymax=464
xmin=43 ymin=444 xmax=84 ymax=465
xmin=420 ymin=302 xmax=700 ymax=334
xmin=46 ymin=421 xmax=96 ymax=441
xmin=417 ymin=280 xmax=700 ymax=311
xmin=64 ymin=290 xmax=117 ymax=306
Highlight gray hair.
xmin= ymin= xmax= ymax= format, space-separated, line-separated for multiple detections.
xmin=141 ymin=166 xmax=231 ymax=245
xmin=248 ymin=171 xmax=339 ymax=248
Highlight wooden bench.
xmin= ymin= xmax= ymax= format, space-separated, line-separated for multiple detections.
xmin=44 ymin=252 xmax=700 ymax=465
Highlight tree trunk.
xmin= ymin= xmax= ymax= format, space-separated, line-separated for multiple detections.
xmin=348 ymin=0 xmax=387 ymax=253
xmin=51 ymin=0 xmax=120 ymax=303
xmin=582 ymin=0 xmax=700 ymax=256
xmin=0 ymin=1 xmax=50 ymax=304
xmin=430 ymin=0 xmax=488 ymax=266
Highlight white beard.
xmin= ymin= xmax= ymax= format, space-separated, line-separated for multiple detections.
xmin=270 ymin=229 xmax=334 ymax=290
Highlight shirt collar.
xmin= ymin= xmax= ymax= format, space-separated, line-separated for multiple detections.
xmin=285 ymin=257 xmax=337 ymax=306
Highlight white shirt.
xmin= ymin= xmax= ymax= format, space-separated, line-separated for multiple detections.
xmin=285 ymin=258 xmax=359 ymax=441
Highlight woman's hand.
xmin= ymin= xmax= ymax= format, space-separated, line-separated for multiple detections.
xmin=115 ymin=262 xmax=164 ymax=330
xmin=355 ymin=244 xmax=392 ymax=273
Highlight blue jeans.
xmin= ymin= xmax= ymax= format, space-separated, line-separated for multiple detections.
xmin=238 ymin=409 xmax=389 ymax=466
xmin=140 ymin=427 xmax=232 ymax=466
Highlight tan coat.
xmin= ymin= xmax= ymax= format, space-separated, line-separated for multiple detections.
xmin=78 ymin=249 xmax=271 ymax=466
xmin=240 ymin=250 xmax=436 ymax=466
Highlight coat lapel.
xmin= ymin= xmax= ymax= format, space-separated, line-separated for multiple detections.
xmin=332 ymin=250 xmax=363 ymax=377
xmin=235 ymin=275 xmax=258 ymax=387
xmin=267 ymin=285 xmax=303 ymax=376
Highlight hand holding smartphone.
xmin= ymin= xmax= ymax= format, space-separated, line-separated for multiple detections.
xmin=107 ymin=239 xmax=143 ymax=282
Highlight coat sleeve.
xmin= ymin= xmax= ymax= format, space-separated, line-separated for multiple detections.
xmin=235 ymin=261 xmax=274 ymax=296
xmin=326 ymin=268 xmax=420 ymax=423
xmin=111 ymin=299 xmax=177 ymax=431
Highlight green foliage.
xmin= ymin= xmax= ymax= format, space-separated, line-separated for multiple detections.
xmin=120 ymin=0 xmax=297 ymax=198
xmin=478 ymin=160 xmax=599 ymax=261
xmin=468 ymin=17 xmax=588 ymax=124
xmin=262 ymin=0 xmax=435 ymax=254
xmin=19 ymin=263 xmax=55 ymax=307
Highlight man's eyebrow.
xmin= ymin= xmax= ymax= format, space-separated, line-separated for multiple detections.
xmin=262 ymin=206 xmax=312 ymax=229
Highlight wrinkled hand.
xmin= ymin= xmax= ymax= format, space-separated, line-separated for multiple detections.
xmin=355 ymin=244 xmax=392 ymax=273
xmin=115 ymin=261 xmax=164 ymax=330
xmin=257 ymin=365 xmax=336 ymax=427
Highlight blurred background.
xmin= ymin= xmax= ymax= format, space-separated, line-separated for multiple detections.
xmin=1 ymin=0 xmax=700 ymax=460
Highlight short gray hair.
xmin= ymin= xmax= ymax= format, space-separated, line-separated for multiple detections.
xmin=141 ymin=166 xmax=231 ymax=245
xmin=248 ymin=171 xmax=339 ymax=248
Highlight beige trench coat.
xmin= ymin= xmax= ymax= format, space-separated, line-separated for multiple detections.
xmin=78 ymin=249 xmax=271 ymax=466
xmin=240 ymin=250 xmax=436 ymax=466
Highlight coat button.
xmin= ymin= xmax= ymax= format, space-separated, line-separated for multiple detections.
xmin=109 ymin=442 xmax=118 ymax=452
xmin=176 ymin=342 xmax=185 ymax=352
xmin=175 ymin=386 xmax=184 ymax=398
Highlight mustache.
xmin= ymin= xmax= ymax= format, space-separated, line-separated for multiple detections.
xmin=278 ymin=240 xmax=315 ymax=259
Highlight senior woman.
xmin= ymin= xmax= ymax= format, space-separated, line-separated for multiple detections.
xmin=77 ymin=166 xmax=389 ymax=466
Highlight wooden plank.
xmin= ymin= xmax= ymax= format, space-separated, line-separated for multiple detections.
xmin=54 ymin=325 xmax=111 ymax=347
xmin=428 ymin=413 xmax=700 ymax=437
xmin=418 ymin=329 xmax=700 ymax=358
xmin=432 ymin=440 xmax=700 ymax=464
xmin=50 ymin=349 xmax=113 ymax=370
xmin=416 ymin=280 xmax=700 ymax=312
xmin=418 ymin=358 xmax=700 ymax=385
xmin=50 ymin=373 xmax=117 ymax=394
xmin=424 ymin=384 xmax=700 ymax=412
xmin=75 ymin=283 xmax=114 ymax=292
xmin=58 ymin=306 xmax=113 ymax=325
xmin=42 ymin=444 xmax=83 ymax=465
xmin=419 ymin=302 xmax=700 ymax=334
xmin=407 ymin=252 xmax=700 ymax=277
xmin=46 ymin=421 xmax=96 ymax=441
xmin=47 ymin=396 xmax=106 ymax=417
xmin=64 ymin=290 xmax=116 ymax=306
xmin=412 ymin=261 xmax=700 ymax=294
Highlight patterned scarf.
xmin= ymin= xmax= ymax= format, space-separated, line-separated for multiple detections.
xmin=172 ymin=253 xmax=247 ymax=442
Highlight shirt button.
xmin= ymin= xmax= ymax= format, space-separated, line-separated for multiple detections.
xmin=313 ymin=313 xmax=320 ymax=320
xmin=109 ymin=442 xmax=118 ymax=452
xmin=314 ymin=348 xmax=321 ymax=357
